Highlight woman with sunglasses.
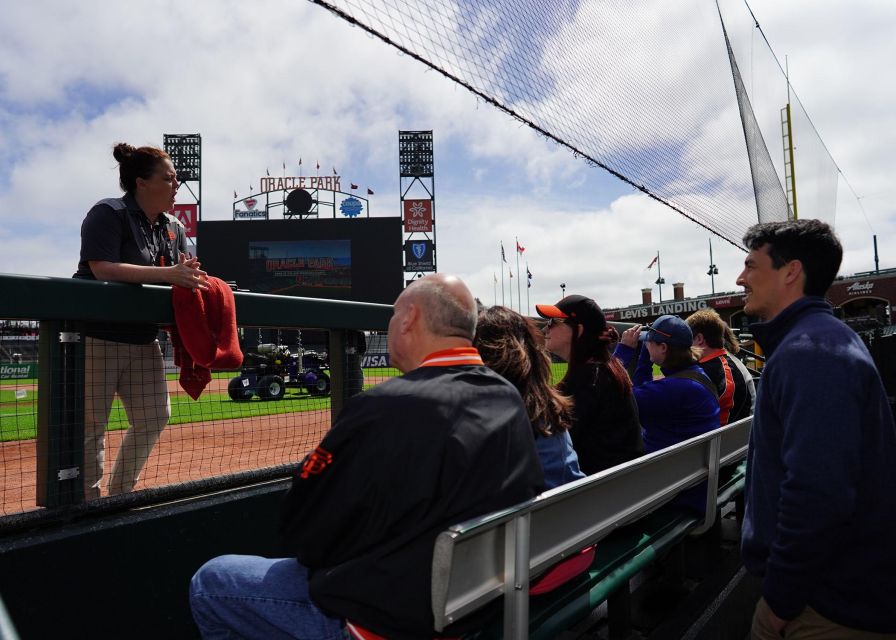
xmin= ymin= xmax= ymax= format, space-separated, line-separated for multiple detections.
xmin=536 ymin=295 xmax=642 ymax=474
xmin=73 ymin=142 xmax=209 ymax=499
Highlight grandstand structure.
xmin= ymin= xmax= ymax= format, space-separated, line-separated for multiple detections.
xmin=0 ymin=321 xmax=38 ymax=363
xmin=602 ymin=267 xmax=896 ymax=333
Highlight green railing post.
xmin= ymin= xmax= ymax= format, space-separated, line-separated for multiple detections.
xmin=328 ymin=329 xmax=346 ymax=424
xmin=35 ymin=321 xmax=84 ymax=507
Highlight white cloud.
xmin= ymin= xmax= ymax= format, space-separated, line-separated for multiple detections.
xmin=0 ymin=0 xmax=892 ymax=316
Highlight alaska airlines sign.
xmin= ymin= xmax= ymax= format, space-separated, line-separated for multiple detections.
xmin=846 ymin=281 xmax=874 ymax=295
xmin=259 ymin=176 xmax=342 ymax=192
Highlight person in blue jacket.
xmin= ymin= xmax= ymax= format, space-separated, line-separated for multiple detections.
xmin=736 ymin=219 xmax=896 ymax=638
xmin=614 ymin=314 xmax=719 ymax=513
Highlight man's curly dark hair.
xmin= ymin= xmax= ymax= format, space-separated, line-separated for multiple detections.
xmin=742 ymin=219 xmax=842 ymax=296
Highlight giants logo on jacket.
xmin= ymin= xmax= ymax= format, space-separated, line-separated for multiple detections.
xmin=300 ymin=446 xmax=333 ymax=479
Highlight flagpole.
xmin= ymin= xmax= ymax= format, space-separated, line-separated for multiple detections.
xmin=526 ymin=263 xmax=531 ymax=316
xmin=515 ymin=236 xmax=522 ymax=313
xmin=509 ymin=268 xmax=514 ymax=311
xmin=493 ymin=275 xmax=497 ymax=307
xmin=500 ymin=243 xmax=505 ymax=306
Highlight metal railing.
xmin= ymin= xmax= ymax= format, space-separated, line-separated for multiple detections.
xmin=431 ymin=417 xmax=751 ymax=635
xmin=0 ymin=273 xmax=393 ymax=530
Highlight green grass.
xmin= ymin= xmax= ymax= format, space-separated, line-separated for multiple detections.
xmin=1 ymin=388 xmax=331 ymax=443
xmin=165 ymin=370 xmax=239 ymax=381
xmin=1 ymin=377 xmax=36 ymax=385
xmin=551 ymin=362 xmax=568 ymax=384
xmin=4 ymin=365 xmax=573 ymax=443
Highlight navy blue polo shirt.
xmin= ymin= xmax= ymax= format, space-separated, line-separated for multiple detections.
xmin=73 ymin=193 xmax=188 ymax=343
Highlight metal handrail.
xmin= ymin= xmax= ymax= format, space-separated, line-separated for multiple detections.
xmin=0 ymin=273 xmax=392 ymax=330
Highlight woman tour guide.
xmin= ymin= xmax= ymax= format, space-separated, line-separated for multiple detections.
xmin=73 ymin=142 xmax=208 ymax=499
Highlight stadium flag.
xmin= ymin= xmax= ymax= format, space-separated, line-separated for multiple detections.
xmin=501 ymin=242 xmax=507 ymax=263
xmin=509 ymin=268 xmax=513 ymax=278
xmin=298 ymin=157 xmax=302 ymax=176
xmin=516 ymin=241 xmax=525 ymax=254
xmin=367 ymin=188 xmax=374 ymax=195
xmin=282 ymin=161 xmax=286 ymax=172
xmin=266 ymin=168 xmax=270 ymax=177
xmin=350 ymin=183 xmax=358 ymax=190
xmin=527 ymin=266 xmax=533 ymax=288
xmin=646 ymin=254 xmax=659 ymax=270
xmin=233 ymin=190 xmax=238 ymax=199
xmin=333 ymin=167 xmax=338 ymax=175
xmin=316 ymin=161 xmax=320 ymax=172
xmin=494 ymin=272 xmax=498 ymax=284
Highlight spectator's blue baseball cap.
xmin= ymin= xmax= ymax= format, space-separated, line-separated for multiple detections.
xmin=639 ymin=314 xmax=692 ymax=347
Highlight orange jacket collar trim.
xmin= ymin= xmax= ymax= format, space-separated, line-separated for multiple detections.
xmin=699 ymin=347 xmax=727 ymax=363
xmin=419 ymin=347 xmax=483 ymax=367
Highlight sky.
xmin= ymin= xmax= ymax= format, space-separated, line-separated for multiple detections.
xmin=0 ymin=0 xmax=893 ymax=313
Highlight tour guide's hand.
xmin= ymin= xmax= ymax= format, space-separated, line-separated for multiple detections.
xmin=169 ymin=252 xmax=209 ymax=289
xmin=619 ymin=324 xmax=642 ymax=349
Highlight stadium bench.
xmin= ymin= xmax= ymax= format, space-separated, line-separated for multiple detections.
xmin=431 ymin=417 xmax=751 ymax=640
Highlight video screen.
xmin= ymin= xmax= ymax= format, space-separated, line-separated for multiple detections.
xmin=247 ymin=240 xmax=351 ymax=296
xmin=198 ymin=218 xmax=403 ymax=304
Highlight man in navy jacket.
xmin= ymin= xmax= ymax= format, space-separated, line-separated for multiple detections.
xmin=737 ymin=220 xmax=896 ymax=638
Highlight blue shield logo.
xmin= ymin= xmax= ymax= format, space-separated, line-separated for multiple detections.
xmin=412 ymin=243 xmax=426 ymax=259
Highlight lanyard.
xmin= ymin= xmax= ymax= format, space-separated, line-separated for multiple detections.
xmin=138 ymin=214 xmax=170 ymax=266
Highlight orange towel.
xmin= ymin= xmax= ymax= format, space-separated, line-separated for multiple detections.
xmin=170 ymin=277 xmax=243 ymax=399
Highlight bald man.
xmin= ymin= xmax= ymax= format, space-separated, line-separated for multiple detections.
xmin=191 ymin=274 xmax=544 ymax=640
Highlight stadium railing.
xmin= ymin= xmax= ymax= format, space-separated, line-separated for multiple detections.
xmin=429 ymin=417 xmax=751 ymax=639
xmin=0 ymin=272 xmax=392 ymax=530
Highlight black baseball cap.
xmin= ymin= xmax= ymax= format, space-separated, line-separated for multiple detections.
xmin=535 ymin=295 xmax=607 ymax=332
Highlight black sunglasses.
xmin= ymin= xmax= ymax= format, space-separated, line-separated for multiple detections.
xmin=545 ymin=317 xmax=571 ymax=329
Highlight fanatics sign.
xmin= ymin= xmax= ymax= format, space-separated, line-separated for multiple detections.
xmin=402 ymin=199 xmax=433 ymax=232
xmin=170 ymin=204 xmax=198 ymax=238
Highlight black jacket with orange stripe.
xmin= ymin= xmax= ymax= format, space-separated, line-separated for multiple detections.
xmin=279 ymin=362 xmax=544 ymax=639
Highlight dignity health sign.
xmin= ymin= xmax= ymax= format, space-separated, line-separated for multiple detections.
xmin=402 ymin=199 xmax=433 ymax=232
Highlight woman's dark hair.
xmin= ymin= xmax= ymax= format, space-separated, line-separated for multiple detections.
xmin=564 ymin=320 xmax=632 ymax=394
xmin=660 ymin=344 xmax=701 ymax=370
xmin=113 ymin=143 xmax=170 ymax=193
xmin=474 ymin=306 xmax=573 ymax=436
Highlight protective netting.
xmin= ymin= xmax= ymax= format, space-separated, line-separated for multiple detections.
xmin=0 ymin=320 xmax=400 ymax=521
xmin=721 ymin=15 xmax=790 ymax=224
xmin=311 ymin=0 xmax=840 ymax=245
xmin=719 ymin=1 xmax=839 ymax=225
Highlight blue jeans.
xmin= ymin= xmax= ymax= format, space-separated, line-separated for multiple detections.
xmin=189 ymin=555 xmax=346 ymax=640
